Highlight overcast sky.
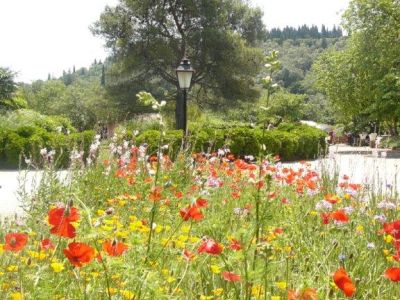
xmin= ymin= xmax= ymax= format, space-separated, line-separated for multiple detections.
xmin=0 ymin=0 xmax=349 ymax=83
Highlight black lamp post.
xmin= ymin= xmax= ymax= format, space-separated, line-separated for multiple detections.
xmin=176 ymin=57 xmax=194 ymax=132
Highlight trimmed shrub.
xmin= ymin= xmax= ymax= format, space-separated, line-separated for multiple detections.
xmin=130 ymin=124 xmax=326 ymax=161
xmin=0 ymin=128 xmax=95 ymax=169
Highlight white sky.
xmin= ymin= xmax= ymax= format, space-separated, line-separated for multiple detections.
xmin=0 ymin=0 xmax=349 ymax=83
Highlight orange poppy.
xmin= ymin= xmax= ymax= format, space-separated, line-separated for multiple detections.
xmin=222 ymin=271 xmax=241 ymax=282
xmin=287 ymin=288 xmax=318 ymax=300
xmin=48 ymin=207 xmax=79 ymax=238
xmin=63 ymin=242 xmax=95 ymax=267
xmin=333 ymin=268 xmax=356 ymax=297
xmin=385 ymin=267 xmax=400 ymax=282
xmin=324 ymin=194 xmax=339 ymax=204
xmin=330 ymin=210 xmax=349 ymax=223
xmin=103 ymin=240 xmax=128 ymax=257
xmin=4 ymin=233 xmax=28 ymax=252
xmin=183 ymin=249 xmax=196 ymax=261
xmin=149 ymin=186 xmax=163 ymax=201
xmin=180 ymin=205 xmax=203 ymax=221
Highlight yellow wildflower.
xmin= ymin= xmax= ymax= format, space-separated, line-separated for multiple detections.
xmin=275 ymin=281 xmax=287 ymax=290
xmin=210 ymin=265 xmax=221 ymax=274
xmin=51 ymin=262 xmax=65 ymax=273
xmin=384 ymin=235 xmax=394 ymax=244
xmin=10 ymin=292 xmax=23 ymax=300
xmin=120 ymin=290 xmax=135 ymax=299
xmin=213 ymin=288 xmax=224 ymax=296
xmin=7 ymin=265 xmax=18 ymax=272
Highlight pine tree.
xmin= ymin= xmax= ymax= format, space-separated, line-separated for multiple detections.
xmin=101 ymin=64 xmax=105 ymax=86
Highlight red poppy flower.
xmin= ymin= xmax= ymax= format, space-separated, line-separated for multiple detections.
xmin=4 ymin=233 xmax=28 ymax=252
xmin=385 ymin=267 xmax=400 ymax=282
xmin=196 ymin=198 xmax=208 ymax=208
xmin=222 ymin=271 xmax=241 ymax=282
xmin=383 ymin=221 xmax=400 ymax=239
xmin=229 ymin=239 xmax=242 ymax=251
xmin=287 ymin=288 xmax=318 ymax=300
xmin=63 ymin=242 xmax=95 ymax=267
xmin=321 ymin=213 xmax=330 ymax=225
xmin=333 ymin=268 xmax=356 ymax=297
xmin=103 ymin=240 xmax=128 ymax=257
xmin=41 ymin=238 xmax=55 ymax=250
xmin=48 ymin=207 xmax=79 ymax=238
xmin=331 ymin=210 xmax=349 ymax=223
xmin=180 ymin=205 xmax=203 ymax=221
xmin=197 ymin=239 xmax=223 ymax=255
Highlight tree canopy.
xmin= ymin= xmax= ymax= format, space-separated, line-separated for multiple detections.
xmin=91 ymin=0 xmax=267 ymax=115
xmin=313 ymin=0 xmax=400 ymax=134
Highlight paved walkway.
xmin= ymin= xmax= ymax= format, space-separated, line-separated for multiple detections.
xmin=1 ymin=146 xmax=399 ymax=215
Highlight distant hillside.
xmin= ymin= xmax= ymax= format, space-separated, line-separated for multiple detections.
xmin=267 ymin=24 xmax=343 ymax=40
xmin=262 ymin=29 xmax=347 ymax=124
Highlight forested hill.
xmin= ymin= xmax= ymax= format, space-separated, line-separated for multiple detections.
xmin=261 ymin=25 xmax=346 ymax=124
xmin=267 ymin=24 xmax=343 ymax=40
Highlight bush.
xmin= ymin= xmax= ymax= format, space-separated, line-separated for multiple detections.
xmin=130 ymin=124 xmax=326 ymax=161
xmin=380 ymin=136 xmax=400 ymax=149
xmin=0 ymin=128 xmax=95 ymax=169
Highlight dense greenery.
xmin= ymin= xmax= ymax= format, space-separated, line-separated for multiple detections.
xmin=22 ymin=62 xmax=119 ymax=131
xmin=313 ymin=0 xmax=400 ymax=135
xmin=268 ymin=24 xmax=343 ymax=40
xmin=130 ymin=123 xmax=326 ymax=161
xmin=91 ymin=0 xmax=267 ymax=121
xmin=0 ymin=110 xmax=94 ymax=168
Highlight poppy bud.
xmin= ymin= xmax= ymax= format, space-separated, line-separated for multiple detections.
xmin=27 ymin=257 xmax=32 ymax=266
xmin=68 ymin=200 xmax=74 ymax=207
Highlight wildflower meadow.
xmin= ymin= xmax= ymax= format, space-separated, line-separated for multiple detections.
xmin=1 ymin=127 xmax=400 ymax=300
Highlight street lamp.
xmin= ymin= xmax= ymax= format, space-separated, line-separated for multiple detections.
xmin=176 ymin=57 xmax=194 ymax=132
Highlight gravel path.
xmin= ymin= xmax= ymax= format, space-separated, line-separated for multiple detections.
xmin=1 ymin=152 xmax=400 ymax=215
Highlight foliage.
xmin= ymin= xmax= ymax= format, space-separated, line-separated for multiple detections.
xmin=0 ymin=67 xmax=16 ymax=101
xmin=132 ymin=124 xmax=326 ymax=161
xmin=379 ymin=136 xmax=400 ymax=150
xmin=313 ymin=0 xmax=400 ymax=135
xmin=0 ymin=109 xmax=75 ymax=133
xmin=268 ymin=24 xmax=343 ymax=40
xmin=0 ymin=127 xmax=94 ymax=169
xmin=91 ymin=0 xmax=267 ymax=117
xmin=23 ymin=78 xmax=118 ymax=131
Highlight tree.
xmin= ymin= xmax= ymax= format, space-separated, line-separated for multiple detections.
xmin=91 ymin=0 xmax=267 ymax=126
xmin=0 ymin=67 xmax=16 ymax=101
xmin=0 ymin=67 xmax=27 ymax=111
xmin=313 ymin=0 xmax=400 ymax=135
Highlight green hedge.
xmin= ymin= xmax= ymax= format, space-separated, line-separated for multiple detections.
xmin=134 ymin=124 xmax=327 ymax=161
xmin=0 ymin=126 xmax=94 ymax=169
